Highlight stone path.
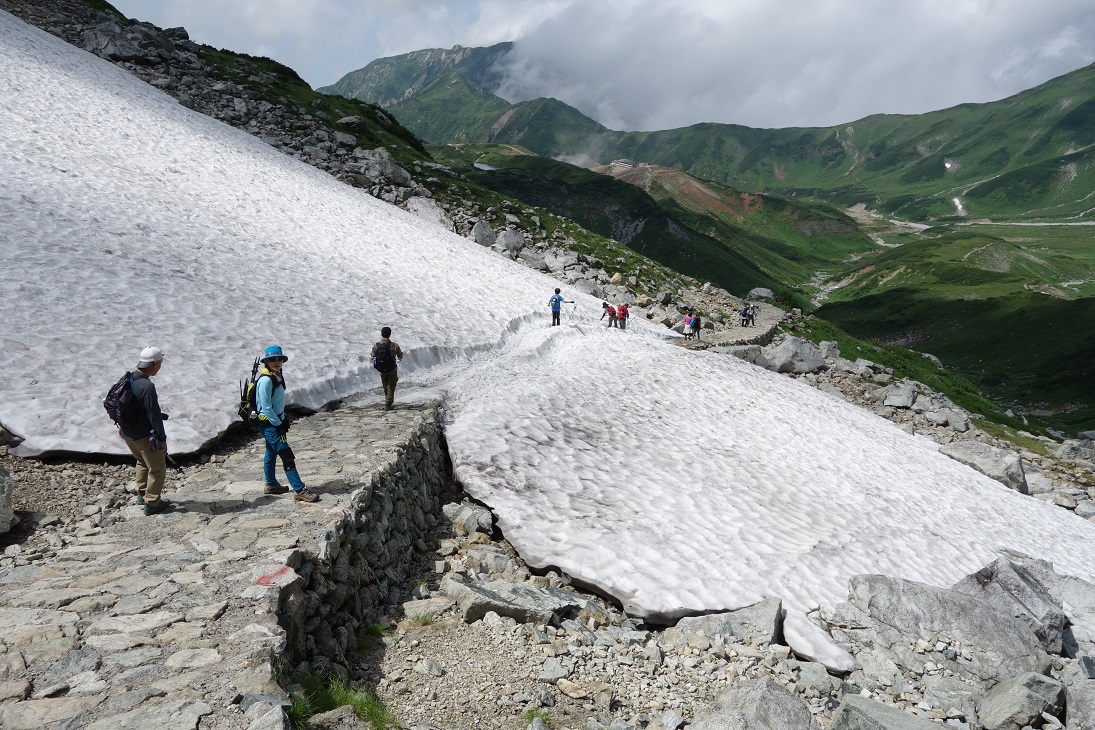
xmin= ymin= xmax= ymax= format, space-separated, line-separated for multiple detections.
xmin=0 ymin=403 xmax=441 ymax=730
xmin=677 ymin=301 xmax=784 ymax=349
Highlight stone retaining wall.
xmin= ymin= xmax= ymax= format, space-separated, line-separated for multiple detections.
xmin=278 ymin=409 xmax=447 ymax=681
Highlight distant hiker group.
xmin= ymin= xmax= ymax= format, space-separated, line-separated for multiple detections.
xmin=740 ymin=305 xmax=757 ymax=327
xmin=683 ymin=312 xmax=703 ymax=341
xmin=106 ymin=327 xmax=407 ymax=513
xmin=600 ymin=301 xmax=630 ymax=329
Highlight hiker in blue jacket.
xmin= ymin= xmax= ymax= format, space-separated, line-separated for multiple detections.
xmin=549 ymin=288 xmax=573 ymax=326
xmin=256 ymin=345 xmax=319 ymax=502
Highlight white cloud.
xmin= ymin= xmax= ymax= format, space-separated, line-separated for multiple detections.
xmin=111 ymin=0 xmax=1095 ymax=128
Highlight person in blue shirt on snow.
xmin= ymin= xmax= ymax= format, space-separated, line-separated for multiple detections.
xmin=255 ymin=345 xmax=319 ymax=502
xmin=548 ymin=288 xmax=573 ymax=326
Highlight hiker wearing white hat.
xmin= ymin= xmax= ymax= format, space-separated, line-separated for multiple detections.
xmin=118 ymin=345 xmax=172 ymax=515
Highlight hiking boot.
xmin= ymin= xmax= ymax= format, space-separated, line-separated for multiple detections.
xmin=143 ymin=498 xmax=173 ymax=515
xmin=293 ymin=489 xmax=319 ymax=503
xmin=264 ymin=483 xmax=289 ymax=495
xmin=385 ymin=403 xmax=394 ymax=411
xmin=135 ymin=492 xmax=145 ymax=505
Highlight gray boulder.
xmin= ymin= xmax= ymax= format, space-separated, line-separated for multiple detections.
xmin=303 ymin=704 xmax=368 ymax=730
xmin=441 ymin=577 xmax=582 ymax=625
xmin=402 ymin=197 xmax=451 ymax=229
xmin=923 ymin=676 xmax=980 ymax=727
xmin=82 ymin=21 xmax=180 ymax=64
xmin=0 ymin=464 xmax=12 ymax=534
xmin=762 ymin=336 xmax=827 ymax=374
xmin=819 ymin=340 xmax=841 ymax=359
xmin=492 ymin=229 xmax=525 ymax=258
xmin=674 ymin=597 xmax=783 ymax=645
xmin=470 ymin=219 xmax=496 ymax=247
xmin=714 ymin=344 xmax=765 ymax=364
xmin=938 ymin=441 xmax=1028 ymax=493
xmin=517 ymin=248 xmax=549 ymax=272
xmin=951 ymin=556 xmax=1067 ymax=655
xmin=830 ymin=695 xmax=939 ymax=730
xmin=442 ymin=501 xmax=493 ymax=535
xmin=1065 ymin=680 xmax=1095 ymax=730
xmin=847 ymin=574 xmax=1051 ymax=683
xmin=883 ymin=382 xmax=917 ymax=408
xmin=348 ymin=147 xmax=412 ymax=187
xmin=977 ymin=672 xmax=1064 ymax=730
xmin=689 ymin=677 xmax=819 ymax=730
xmin=1057 ymin=440 xmax=1095 ymax=466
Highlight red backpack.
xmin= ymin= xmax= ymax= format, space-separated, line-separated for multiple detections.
xmin=617 ymin=306 xmax=627 ymax=319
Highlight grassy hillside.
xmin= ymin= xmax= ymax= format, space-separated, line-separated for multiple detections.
xmin=327 ymin=45 xmax=1095 ymax=224
xmin=431 ymin=146 xmax=786 ymax=298
xmin=597 ymin=162 xmax=876 ymax=286
xmin=815 ymin=226 xmax=1095 ymax=430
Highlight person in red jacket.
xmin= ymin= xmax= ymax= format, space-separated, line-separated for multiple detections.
xmin=600 ymin=301 xmax=618 ymax=328
xmin=617 ymin=303 xmax=629 ymax=330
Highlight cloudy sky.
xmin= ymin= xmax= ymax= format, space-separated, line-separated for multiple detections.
xmin=110 ymin=0 xmax=1095 ymax=131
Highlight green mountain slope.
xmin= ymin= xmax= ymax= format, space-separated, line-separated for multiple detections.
xmin=816 ymin=227 xmax=1095 ymax=428
xmin=594 ymin=161 xmax=874 ymax=286
xmin=327 ymin=46 xmax=1095 ymax=223
xmin=431 ymin=146 xmax=783 ymax=297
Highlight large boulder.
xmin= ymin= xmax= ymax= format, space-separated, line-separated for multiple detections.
xmin=938 ymin=441 xmax=1028 ymax=493
xmin=976 ymin=672 xmax=1064 ymax=730
xmin=402 ymin=197 xmax=451 ymax=229
xmin=951 ymin=556 xmax=1067 ymax=655
xmin=762 ymin=336 xmax=827 ymax=374
xmin=845 ymin=575 xmax=1051 ymax=683
xmin=442 ymin=501 xmax=493 ymax=535
xmin=1057 ymin=439 xmax=1095 ymax=466
xmin=830 ymin=695 xmax=939 ymax=730
xmin=882 ymin=382 xmax=917 ymax=408
xmin=674 ymin=597 xmax=783 ymax=645
xmin=347 ymin=147 xmax=413 ymax=187
xmin=492 ymin=229 xmax=525 ymax=259
xmin=440 ymin=576 xmax=582 ymax=625
xmin=1065 ymin=680 xmax=1095 ymax=730
xmin=690 ymin=677 xmax=819 ymax=730
xmin=82 ymin=21 xmax=182 ymax=64
xmin=712 ymin=344 xmax=765 ymax=364
xmin=0 ymin=464 xmax=12 ymax=535
xmin=469 ymin=219 xmax=496 ymax=247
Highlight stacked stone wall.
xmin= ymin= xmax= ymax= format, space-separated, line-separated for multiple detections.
xmin=278 ymin=412 xmax=447 ymax=680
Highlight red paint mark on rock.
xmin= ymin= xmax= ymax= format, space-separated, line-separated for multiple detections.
xmin=256 ymin=566 xmax=293 ymax=586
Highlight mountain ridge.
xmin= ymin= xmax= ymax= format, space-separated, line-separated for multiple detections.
xmin=325 ymin=45 xmax=1095 ymax=223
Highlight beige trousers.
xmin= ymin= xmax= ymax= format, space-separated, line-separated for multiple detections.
xmin=125 ymin=436 xmax=166 ymax=504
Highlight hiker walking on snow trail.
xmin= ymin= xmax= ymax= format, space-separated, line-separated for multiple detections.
xmin=117 ymin=346 xmax=172 ymax=515
xmin=617 ymin=303 xmax=629 ymax=330
xmin=549 ymin=288 xmax=574 ymax=326
xmin=600 ymin=301 xmax=618 ymax=328
xmin=256 ymin=345 xmax=319 ymax=502
xmin=371 ymin=326 xmax=404 ymax=410
xmin=692 ymin=313 xmax=702 ymax=340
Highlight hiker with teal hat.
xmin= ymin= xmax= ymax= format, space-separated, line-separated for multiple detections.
xmin=255 ymin=345 xmax=319 ymax=502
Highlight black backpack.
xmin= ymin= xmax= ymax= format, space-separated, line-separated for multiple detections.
xmin=238 ymin=359 xmax=281 ymax=425
xmin=104 ymin=372 xmax=135 ymax=425
xmin=373 ymin=342 xmax=395 ymax=372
